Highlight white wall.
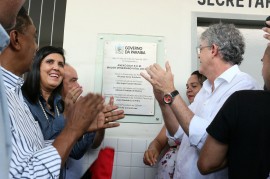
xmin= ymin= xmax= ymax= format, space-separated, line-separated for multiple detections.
xmin=63 ymin=0 xmax=269 ymax=139
xmin=63 ymin=1 xmax=269 ymax=178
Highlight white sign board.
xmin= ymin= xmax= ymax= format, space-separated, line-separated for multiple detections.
xmin=102 ymin=41 xmax=157 ymax=115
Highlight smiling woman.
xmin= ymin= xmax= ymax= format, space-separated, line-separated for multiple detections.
xmin=21 ymin=46 xmax=71 ymax=177
xmin=40 ymin=53 xmax=65 ymax=93
xmin=22 ymin=46 xmax=66 ymax=115
xmin=21 ymin=46 xmax=124 ymax=178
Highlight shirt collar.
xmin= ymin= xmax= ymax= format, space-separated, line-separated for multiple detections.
xmin=1 ymin=67 xmax=24 ymax=90
xmin=0 ymin=24 xmax=10 ymax=53
xmin=203 ymin=65 xmax=240 ymax=93
xmin=216 ymin=64 xmax=240 ymax=83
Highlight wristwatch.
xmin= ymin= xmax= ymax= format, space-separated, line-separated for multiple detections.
xmin=163 ymin=90 xmax=179 ymax=105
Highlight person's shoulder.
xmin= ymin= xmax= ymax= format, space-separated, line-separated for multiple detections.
xmin=234 ymin=71 xmax=261 ymax=89
xmin=23 ymin=96 xmax=39 ymax=109
xmin=235 ymin=89 xmax=262 ymax=93
xmin=234 ymin=89 xmax=263 ymax=95
xmin=233 ymin=90 xmax=269 ymax=99
xmin=238 ymin=71 xmax=257 ymax=83
xmin=237 ymin=71 xmax=257 ymax=82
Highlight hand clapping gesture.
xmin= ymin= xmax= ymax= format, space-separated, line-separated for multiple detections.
xmin=140 ymin=61 xmax=175 ymax=94
xmin=87 ymin=96 xmax=125 ymax=132
xmin=64 ymin=93 xmax=104 ymax=136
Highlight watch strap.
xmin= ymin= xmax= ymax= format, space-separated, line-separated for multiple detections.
xmin=170 ymin=90 xmax=179 ymax=98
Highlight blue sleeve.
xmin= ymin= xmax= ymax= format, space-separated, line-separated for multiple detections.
xmin=24 ymin=97 xmax=96 ymax=160
xmin=69 ymin=132 xmax=96 ymax=159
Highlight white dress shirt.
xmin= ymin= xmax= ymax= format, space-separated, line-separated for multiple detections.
xmin=2 ymin=67 xmax=62 ymax=178
xmin=167 ymin=65 xmax=261 ymax=179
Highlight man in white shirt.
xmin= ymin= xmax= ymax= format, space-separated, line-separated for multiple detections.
xmin=141 ymin=23 xmax=261 ymax=178
xmin=197 ymin=20 xmax=270 ymax=179
xmin=0 ymin=1 xmax=26 ymax=178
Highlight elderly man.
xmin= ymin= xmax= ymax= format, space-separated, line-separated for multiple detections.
xmin=198 ymin=21 xmax=270 ymax=179
xmin=0 ymin=0 xmax=26 ymax=178
xmin=62 ymin=63 xmax=120 ymax=178
xmin=141 ymin=23 xmax=260 ymax=178
xmin=0 ymin=7 xmax=122 ymax=178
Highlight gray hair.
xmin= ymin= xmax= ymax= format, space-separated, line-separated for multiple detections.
xmin=200 ymin=23 xmax=245 ymax=65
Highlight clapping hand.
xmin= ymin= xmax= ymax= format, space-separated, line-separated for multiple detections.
xmin=87 ymin=96 xmax=124 ymax=132
xmin=140 ymin=61 xmax=175 ymax=94
xmin=64 ymin=85 xmax=83 ymax=105
xmin=65 ymin=93 xmax=104 ymax=136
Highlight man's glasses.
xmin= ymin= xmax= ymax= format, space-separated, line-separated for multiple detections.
xmin=196 ymin=46 xmax=211 ymax=55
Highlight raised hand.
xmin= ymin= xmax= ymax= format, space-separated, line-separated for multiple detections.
xmin=65 ymin=93 xmax=104 ymax=137
xmin=64 ymin=85 xmax=83 ymax=105
xmin=53 ymin=93 xmax=104 ymax=164
xmin=87 ymin=96 xmax=124 ymax=132
xmin=140 ymin=61 xmax=175 ymax=94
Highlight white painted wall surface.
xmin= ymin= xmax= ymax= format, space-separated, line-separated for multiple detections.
xmin=63 ymin=1 xmax=269 ymax=178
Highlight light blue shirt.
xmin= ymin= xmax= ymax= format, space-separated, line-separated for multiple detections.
xmin=2 ymin=67 xmax=62 ymax=178
xmin=0 ymin=24 xmax=9 ymax=53
xmin=0 ymin=23 xmax=11 ymax=179
xmin=24 ymin=94 xmax=96 ymax=178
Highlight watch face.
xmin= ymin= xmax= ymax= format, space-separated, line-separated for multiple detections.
xmin=163 ymin=94 xmax=172 ymax=104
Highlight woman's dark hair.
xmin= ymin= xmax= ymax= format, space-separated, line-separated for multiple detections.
xmin=22 ymin=46 xmax=66 ymax=111
xmin=191 ymin=70 xmax=207 ymax=85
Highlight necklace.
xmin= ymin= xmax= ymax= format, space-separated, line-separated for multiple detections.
xmin=38 ymin=100 xmax=60 ymax=124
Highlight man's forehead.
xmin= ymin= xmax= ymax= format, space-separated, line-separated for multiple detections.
xmin=64 ymin=66 xmax=78 ymax=81
xmin=65 ymin=66 xmax=76 ymax=73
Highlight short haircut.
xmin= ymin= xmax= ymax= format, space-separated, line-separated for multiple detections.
xmin=200 ymin=23 xmax=245 ymax=65
xmin=6 ymin=6 xmax=32 ymax=34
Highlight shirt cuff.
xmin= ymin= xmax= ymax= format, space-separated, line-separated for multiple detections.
xmin=189 ymin=115 xmax=210 ymax=149
xmin=166 ymin=126 xmax=184 ymax=145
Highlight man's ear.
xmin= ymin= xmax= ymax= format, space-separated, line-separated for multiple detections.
xmin=9 ymin=30 xmax=21 ymax=50
xmin=211 ymin=44 xmax=219 ymax=57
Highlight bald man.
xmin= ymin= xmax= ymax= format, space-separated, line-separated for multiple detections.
xmin=62 ymin=64 xmax=121 ymax=178
xmin=62 ymin=64 xmax=82 ymax=100
xmin=62 ymin=64 xmax=106 ymax=149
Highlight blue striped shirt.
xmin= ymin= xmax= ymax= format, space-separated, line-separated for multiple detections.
xmin=0 ymin=23 xmax=12 ymax=179
xmin=1 ymin=67 xmax=61 ymax=178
